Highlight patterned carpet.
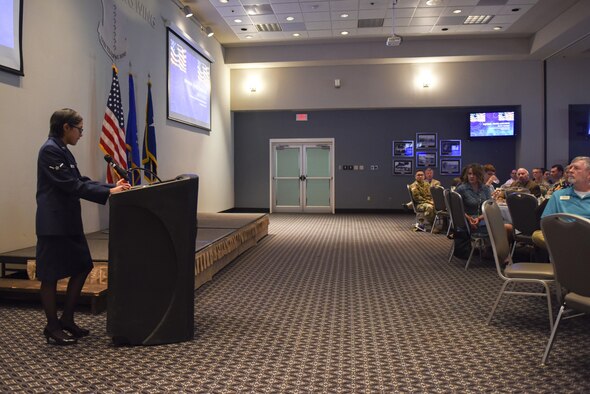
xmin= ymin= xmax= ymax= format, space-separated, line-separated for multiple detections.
xmin=1 ymin=213 xmax=589 ymax=393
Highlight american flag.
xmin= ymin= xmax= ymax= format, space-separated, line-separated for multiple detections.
xmin=99 ymin=65 xmax=127 ymax=183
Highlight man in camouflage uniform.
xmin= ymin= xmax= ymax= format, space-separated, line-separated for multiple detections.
xmin=410 ymin=170 xmax=435 ymax=230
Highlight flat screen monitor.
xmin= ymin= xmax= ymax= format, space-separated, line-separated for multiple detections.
xmin=469 ymin=111 xmax=515 ymax=138
xmin=167 ymin=28 xmax=211 ymax=131
xmin=0 ymin=0 xmax=23 ymax=76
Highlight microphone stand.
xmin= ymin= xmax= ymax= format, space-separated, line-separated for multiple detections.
xmin=127 ymin=167 xmax=163 ymax=183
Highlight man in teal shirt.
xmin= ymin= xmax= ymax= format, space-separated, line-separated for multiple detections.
xmin=534 ymin=156 xmax=590 ymax=250
xmin=542 ymin=156 xmax=590 ymax=219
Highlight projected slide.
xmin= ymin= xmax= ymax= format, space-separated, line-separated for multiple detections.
xmin=470 ymin=111 xmax=515 ymax=137
xmin=0 ymin=0 xmax=14 ymax=47
xmin=0 ymin=0 xmax=23 ymax=75
xmin=167 ymin=28 xmax=211 ymax=130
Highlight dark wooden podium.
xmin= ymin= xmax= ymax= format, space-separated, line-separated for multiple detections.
xmin=107 ymin=174 xmax=198 ymax=346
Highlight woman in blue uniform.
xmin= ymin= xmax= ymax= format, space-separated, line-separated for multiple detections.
xmin=36 ymin=108 xmax=130 ymax=345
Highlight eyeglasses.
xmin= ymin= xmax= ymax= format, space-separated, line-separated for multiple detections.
xmin=70 ymin=125 xmax=84 ymax=134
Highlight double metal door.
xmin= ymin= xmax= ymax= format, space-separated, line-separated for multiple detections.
xmin=270 ymin=139 xmax=334 ymax=213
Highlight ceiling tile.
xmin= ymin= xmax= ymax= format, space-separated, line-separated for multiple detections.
xmin=331 ymin=11 xmax=359 ymax=19
xmin=303 ymin=11 xmax=332 ymax=21
xmin=414 ymin=7 xmax=445 ymax=17
xmin=275 ymin=12 xmax=305 ymax=22
xmin=329 ymin=0 xmax=359 ymax=11
xmin=332 ymin=19 xmax=358 ymax=28
xmin=333 ymin=28 xmax=358 ymax=35
xmin=281 ymin=21 xmax=308 ymax=30
xmin=225 ymin=16 xmax=251 ymax=25
xmin=440 ymin=6 xmax=474 ymax=16
xmin=216 ymin=6 xmax=248 ymax=16
xmin=271 ymin=2 xmax=303 ymax=13
xmin=359 ymin=0 xmax=389 ymax=10
xmin=396 ymin=0 xmax=420 ymax=7
xmin=306 ymin=21 xmax=333 ymax=29
xmin=231 ymin=24 xmax=258 ymax=33
xmin=409 ymin=17 xmax=439 ymax=26
xmin=307 ymin=30 xmax=334 ymax=37
xmin=359 ymin=9 xmax=388 ymax=18
xmin=249 ymin=14 xmax=280 ymax=23
xmin=300 ymin=2 xmax=331 ymax=12
xmin=240 ymin=0 xmax=270 ymax=4
xmin=498 ymin=4 xmax=532 ymax=14
xmin=436 ymin=15 xmax=467 ymax=25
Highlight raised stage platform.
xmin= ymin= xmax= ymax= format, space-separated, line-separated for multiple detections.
xmin=0 ymin=213 xmax=269 ymax=313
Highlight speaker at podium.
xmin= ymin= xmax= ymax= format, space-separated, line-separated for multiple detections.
xmin=107 ymin=174 xmax=198 ymax=346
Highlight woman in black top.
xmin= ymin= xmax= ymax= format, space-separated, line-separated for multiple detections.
xmin=36 ymin=108 xmax=130 ymax=345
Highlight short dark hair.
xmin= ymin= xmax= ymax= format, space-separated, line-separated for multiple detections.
xmin=483 ymin=163 xmax=496 ymax=173
xmin=49 ymin=108 xmax=82 ymax=138
xmin=551 ymin=164 xmax=564 ymax=173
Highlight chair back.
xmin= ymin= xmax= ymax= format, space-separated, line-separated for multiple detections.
xmin=482 ymin=199 xmax=511 ymax=275
xmin=541 ymin=214 xmax=590 ymax=297
xmin=430 ymin=185 xmax=447 ymax=212
xmin=506 ymin=192 xmax=539 ymax=235
xmin=446 ymin=190 xmax=470 ymax=235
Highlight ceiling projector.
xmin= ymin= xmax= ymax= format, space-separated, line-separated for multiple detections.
xmin=386 ymin=35 xmax=402 ymax=47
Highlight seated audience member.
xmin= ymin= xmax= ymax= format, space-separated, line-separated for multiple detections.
xmin=543 ymin=170 xmax=551 ymax=185
xmin=549 ymin=164 xmax=564 ymax=184
xmin=531 ymin=167 xmax=549 ymax=195
xmin=451 ymin=177 xmax=462 ymax=190
xmin=455 ymin=163 xmax=491 ymax=231
xmin=500 ymin=169 xmax=517 ymax=188
xmin=483 ymin=163 xmax=500 ymax=191
xmin=409 ymin=170 xmax=435 ymax=229
xmin=534 ymin=157 xmax=590 ymax=248
xmin=424 ymin=167 xmax=441 ymax=187
xmin=511 ymin=168 xmax=542 ymax=198
xmin=546 ymin=164 xmax=571 ymax=196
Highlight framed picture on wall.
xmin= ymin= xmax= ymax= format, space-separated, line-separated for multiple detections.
xmin=416 ymin=151 xmax=437 ymax=168
xmin=392 ymin=140 xmax=414 ymax=157
xmin=416 ymin=133 xmax=437 ymax=149
xmin=393 ymin=159 xmax=413 ymax=175
xmin=440 ymin=139 xmax=462 ymax=156
xmin=440 ymin=158 xmax=461 ymax=175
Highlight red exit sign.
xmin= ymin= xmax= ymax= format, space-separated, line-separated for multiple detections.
xmin=296 ymin=113 xmax=308 ymax=121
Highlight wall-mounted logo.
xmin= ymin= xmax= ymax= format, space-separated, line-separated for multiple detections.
xmin=98 ymin=0 xmax=128 ymax=62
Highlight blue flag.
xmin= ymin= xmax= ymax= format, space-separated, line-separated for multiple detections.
xmin=142 ymin=80 xmax=158 ymax=183
xmin=126 ymin=73 xmax=141 ymax=185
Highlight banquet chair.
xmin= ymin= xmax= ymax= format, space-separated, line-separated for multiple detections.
xmin=482 ymin=200 xmax=554 ymax=330
xmin=430 ymin=185 xmax=450 ymax=235
xmin=446 ymin=190 xmax=488 ymax=269
xmin=541 ymin=213 xmax=590 ymax=365
xmin=506 ymin=192 xmax=539 ymax=259
xmin=406 ymin=184 xmax=426 ymax=232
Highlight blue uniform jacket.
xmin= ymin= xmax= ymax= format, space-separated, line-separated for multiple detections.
xmin=36 ymin=137 xmax=111 ymax=236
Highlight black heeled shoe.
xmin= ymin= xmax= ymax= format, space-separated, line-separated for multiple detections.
xmin=59 ymin=320 xmax=90 ymax=338
xmin=43 ymin=327 xmax=77 ymax=346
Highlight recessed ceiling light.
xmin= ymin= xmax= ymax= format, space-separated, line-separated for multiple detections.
xmin=340 ymin=31 xmax=349 ymax=35
xmin=340 ymin=13 xmax=349 ymax=18
xmin=234 ymin=18 xmax=242 ymax=23
xmin=464 ymin=15 xmax=493 ymax=24
xmin=452 ymin=9 xmax=461 ymax=14
xmin=245 ymin=35 xmax=253 ymax=38
xmin=426 ymin=0 xmax=441 ymax=5
xmin=219 ymin=0 xmax=229 ymax=3
xmin=293 ymin=33 xmax=300 ymax=37
xmin=286 ymin=16 xmax=294 ymax=21
xmin=493 ymin=26 xmax=502 ymax=30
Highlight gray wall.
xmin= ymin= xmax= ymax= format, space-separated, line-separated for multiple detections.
xmin=234 ymin=108 xmax=516 ymax=210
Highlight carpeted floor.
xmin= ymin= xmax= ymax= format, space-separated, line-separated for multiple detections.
xmin=1 ymin=213 xmax=589 ymax=392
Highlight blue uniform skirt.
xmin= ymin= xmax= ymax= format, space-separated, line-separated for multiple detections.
xmin=36 ymin=235 xmax=93 ymax=281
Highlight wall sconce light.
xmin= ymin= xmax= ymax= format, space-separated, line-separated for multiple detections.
xmin=182 ymin=5 xmax=193 ymax=18
xmin=250 ymin=85 xmax=257 ymax=93
xmin=422 ymin=80 xmax=430 ymax=88
xmin=334 ymin=79 xmax=341 ymax=88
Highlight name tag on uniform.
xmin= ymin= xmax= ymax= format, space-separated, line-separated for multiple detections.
xmin=560 ymin=195 xmax=570 ymax=200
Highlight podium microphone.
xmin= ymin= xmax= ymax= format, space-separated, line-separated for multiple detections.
xmin=104 ymin=155 xmax=129 ymax=181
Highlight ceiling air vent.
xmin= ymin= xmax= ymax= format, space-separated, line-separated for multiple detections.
xmin=256 ymin=23 xmax=282 ymax=32
xmin=358 ymin=18 xmax=384 ymax=28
